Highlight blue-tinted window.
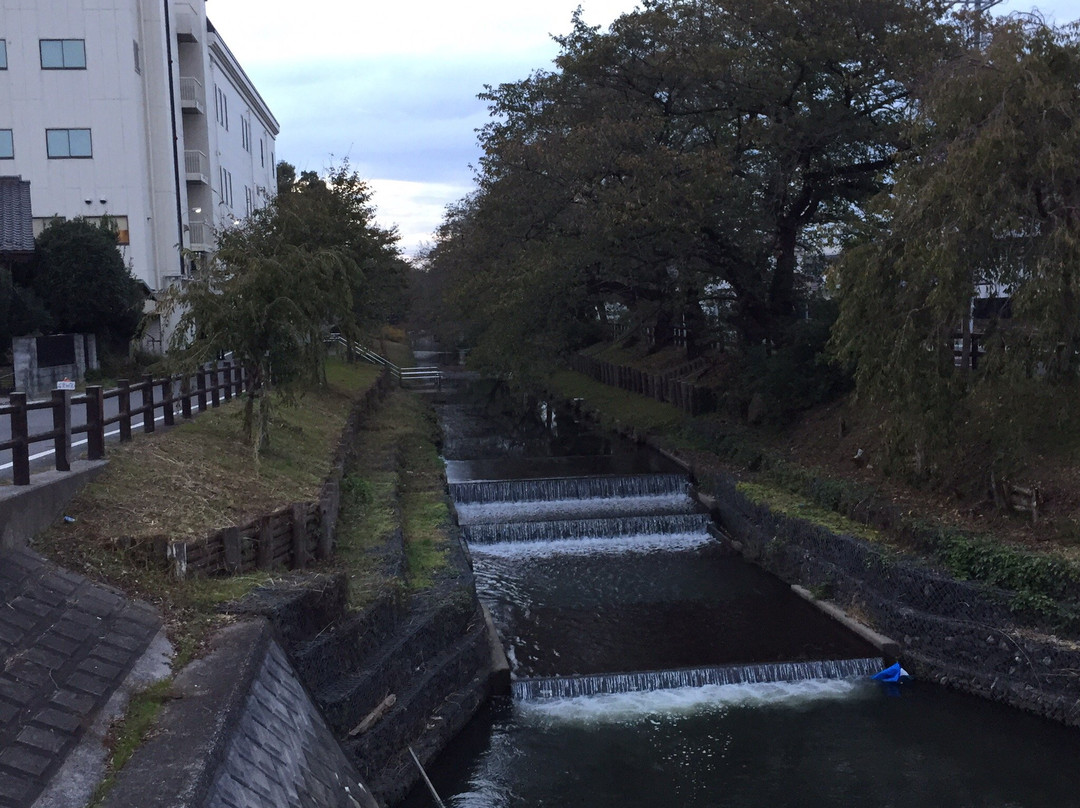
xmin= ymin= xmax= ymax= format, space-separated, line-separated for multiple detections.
xmin=46 ymin=128 xmax=92 ymax=158
xmin=0 ymin=130 xmax=12 ymax=159
xmin=40 ymin=39 xmax=86 ymax=69
xmin=0 ymin=40 xmax=7 ymax=70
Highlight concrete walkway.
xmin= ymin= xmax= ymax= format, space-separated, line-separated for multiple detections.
xmin=0 ymin=548 xmax=161 ymax=808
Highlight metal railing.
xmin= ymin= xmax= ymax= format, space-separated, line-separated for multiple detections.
xmin=184 ymin=149 xmax=209 ymax=183
xmin=179 ymin=76 xmax=205 ymax=111
xmin=327 ymin=336 xmax=442 ymax=390
xmin=188 ymin=219 xmax=211 ymax=251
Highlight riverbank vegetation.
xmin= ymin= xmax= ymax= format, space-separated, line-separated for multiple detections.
xmin=418 ymin=0 xmax=1080 ymax=557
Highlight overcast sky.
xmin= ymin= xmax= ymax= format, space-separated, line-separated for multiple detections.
xmin=205 ymin=0 xmax=1080 ymax=259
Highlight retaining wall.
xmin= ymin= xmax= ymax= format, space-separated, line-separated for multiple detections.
xmin=101 ymin=620 xmax=379 ymax=808
xmin=703 ymin=472 xmax=1080 ymax=726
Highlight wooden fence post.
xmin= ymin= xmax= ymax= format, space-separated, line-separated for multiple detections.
xmin=118 ymin=379 xmax=132 ymax=442
xmin=51 ymin=389 xmax=72 ymax=472
xmin=181 ymin=374 xmax=192 ymax=419
xmin=222 ymin=361 xmax=232 ymax=402
xmin=86 ymin=386 xmax=105 ymax=460
xmin=257 ymin=516 xmax=275 ymax=570
xmin=223 ymin=526 xmax=242 ymax=573
xmin=142 ymin=374 xmax=155 ymax=433
xmin=291 ymin=503 xmax=308 ymax=570
xmin=210 ymin=362 xmax=221 ymax=408
xmin=161 ymin=377 xmax=175 ymax=427
xmin=197 ymin=368 xmax=208 ymax=413
xmin=10 ymin=392 xmax=29 ymax=485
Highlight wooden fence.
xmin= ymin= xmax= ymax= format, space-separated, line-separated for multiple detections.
xmin=569 ymin=353 xmax=717 ymax=416
xmin=164 ymin=369 xmax=393 ymax=579
xmin=0 ymin=361 xmax=249 ymax=485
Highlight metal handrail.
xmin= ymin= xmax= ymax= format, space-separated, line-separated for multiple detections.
xmin=326 ymin=335 xmax=442 ymax=389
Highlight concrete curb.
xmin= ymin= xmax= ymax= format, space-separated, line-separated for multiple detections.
xmin=790 ymin=584 xmax=901 ymax=661
xmin=0 ymin=459 xmax=108 ymax=550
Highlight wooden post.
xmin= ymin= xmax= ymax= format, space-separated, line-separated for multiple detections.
xmin=167 ymin=541 xmax=188 ymax=580
xmin=223 ymin=526 xmax=242 ymax=573
xmin=161 ymin=377 xmax=175 ymax=427
xmin=197 ymin=368 xmax=208 ymax=413
xmin=142 ymin=374 xmax=155 ymax=433
xmin=317 ymin=500 xmax=334 ymax=560
xmin=210 ymin=362 xmax=221 ymax=408
xmin=51 ymin=389 xmax=72 ymax=472
xmin=118 ymin=379 xmax=132 ymax=442
xmin=233 ymin=363 xmax=243 ymax=397
xmin=257 ymin=516 xmax=275 ymax=570
xmin=86 ymin=386 xmax=105 ymax=460
xmin=291 ymin=503 xmax=308 ymax=569
xmin=222 ymin=361 xmax=232 ymax=402
xmin=10 ymin=392 xmax=29 ymax=485
xmin=181 ymin=374 xmax=192 ymax=419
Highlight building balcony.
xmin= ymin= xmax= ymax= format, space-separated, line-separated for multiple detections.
xmin=179 ymin=77 xmax=205 ymax=114
xmin=187 ymin=220 xmax=212 ymax=252
xmin=175 ymin=6 xmax=202 ymax=42
xmin=184 ymin=150 xmax=209 ymax=184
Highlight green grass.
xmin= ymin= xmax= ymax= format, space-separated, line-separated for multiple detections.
xmin=736 ymin=481 xmax=885 ymax=544
xmin=88 ymin=679 xmax=173 ymax=807
xmin=333 ymin=388 xmax=450 ymax=599
xmin=547 ymin=369 xmax=691 ymax=442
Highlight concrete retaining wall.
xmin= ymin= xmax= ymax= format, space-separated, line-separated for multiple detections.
xmin=0 ymin=460 xmax=107 ymax=550
xmin=102 ymin=620 xmax=378 ymax=808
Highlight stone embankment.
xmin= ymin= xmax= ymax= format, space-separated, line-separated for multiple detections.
xmin=562 ymin=390 xmax=1080 ymax=727
xmin=2 ymin=367 xmax=505 ymax=808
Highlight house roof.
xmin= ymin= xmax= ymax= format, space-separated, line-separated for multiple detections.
xmin=0 ymin=176 xmax=34 ymax=256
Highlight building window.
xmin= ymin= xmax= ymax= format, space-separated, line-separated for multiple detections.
xmin=245 ymin=186 xmax=254 ymax=216
xmin=259 ymin=138 xmax=264 ymax=167
xmin=83 ymin=215 xmax=130 ymax=245
xmin=219 ymin=166 xmax=233 ymax=208
xmin=0 ymin=130 xmax=12 ymax=159
xmin=32 ymin=216 xmax=66 ymax=238
xmin=0 ymin=40 xmax=7 ymax=70
xmin=40 ymin=39 xmax=86 ymax=69
xmin=46 ymin=128 xmax=92 ymax=158
xmin=133 ymin=40 xmax=141 ymax=74
xmin=241 ymin=118 xmax=251 ymax=153
xmin=214 ymin=85 xmax=229 ymax=130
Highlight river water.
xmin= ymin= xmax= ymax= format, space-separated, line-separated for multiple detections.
xmin=401 ymin=382 xmax=1080 ymax=807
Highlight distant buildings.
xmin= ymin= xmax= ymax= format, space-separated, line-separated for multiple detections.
xmin=0 ymin=0 xmax=279 ymax=350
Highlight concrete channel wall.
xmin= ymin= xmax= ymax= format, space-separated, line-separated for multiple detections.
xmin=101 ymin=620 xmax=379 ymax=808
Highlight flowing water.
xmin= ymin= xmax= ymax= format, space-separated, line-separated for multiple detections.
xmin=401 ymin=382 xmax=1080 ymax=807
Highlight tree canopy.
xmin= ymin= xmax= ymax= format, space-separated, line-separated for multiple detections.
xmin=424 ymin=0 xmax=955 ymax=379
xmin=167 ymin=161 xmax=405 ymax=451
xmin=830 ymin=16 xmax=1080 ymax=482
xmin=31 ymin=218 xmax=144 ymax=354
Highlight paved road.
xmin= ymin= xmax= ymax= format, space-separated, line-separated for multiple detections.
xmin=0 ymin=548 xmax=161 ymax=808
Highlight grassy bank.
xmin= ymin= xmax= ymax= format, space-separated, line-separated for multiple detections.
xmin=546 ymin=363 xmax=1080 ymax=619
xmin=36 ymin=358 xmax=383 ymax=660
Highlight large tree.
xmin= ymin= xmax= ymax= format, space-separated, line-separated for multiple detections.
xmin=427 ymin=0 xmax=954 ymax=377
xmin=32 ymin=218 xmax=144 ymax=354
xmin=167 ymin=161 xmax=403 ymax=452
xmin=830 ymin=16 xmax=1080 ymax=482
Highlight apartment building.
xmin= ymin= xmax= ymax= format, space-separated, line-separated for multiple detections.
xmin=0 ymin=0 xmax=279 ymax=349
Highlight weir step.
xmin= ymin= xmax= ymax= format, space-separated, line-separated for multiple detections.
xmin=513 ymin=657 xmax=885 ymax=700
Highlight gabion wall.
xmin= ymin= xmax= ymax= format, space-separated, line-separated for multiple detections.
xmin=706 ymin=472 xmax=1080 ymax=727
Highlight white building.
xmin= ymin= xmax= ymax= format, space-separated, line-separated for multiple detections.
xmin=0 ymin=0 xmax=279 ymax=350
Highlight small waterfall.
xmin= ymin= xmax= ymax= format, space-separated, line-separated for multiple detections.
xmin=512 ymin=658 xmax=883 ymax=700
xmin=449 ymin=474 xmax=688 ymax=504
xmin=461 ymin=514 xmax=710 ymax=544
